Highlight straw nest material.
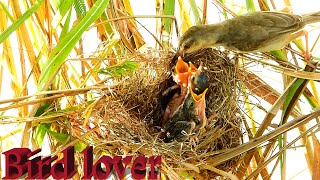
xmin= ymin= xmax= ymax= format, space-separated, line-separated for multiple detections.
xmin=75 ymin=48 xmax=244 ymax=178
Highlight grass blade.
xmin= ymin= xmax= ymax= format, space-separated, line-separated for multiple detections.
xmin=245 ymin=0 xmax=256 ymax=12
xmin=312 ymin=133 xmax=320 ymax=179
xmin=163 ymin=0 xmax=175 ymax=41
xmin=0 ymin=0 xmax=44 ymax=43
xmin=189 ymin=0 xmax=201 ymax=25
xmin=38 ymin=0 xmax=110 ymax=91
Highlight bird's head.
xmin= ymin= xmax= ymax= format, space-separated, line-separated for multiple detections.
xmin=178 ymin=26 xmax=203 ymax=54
xmin=189 ymin=62 xmax=209 ymax=94
xmin=178 ymin=25 xmax=219 ymax=54
xmin=183 ymin=86 xmax=208 ymax=117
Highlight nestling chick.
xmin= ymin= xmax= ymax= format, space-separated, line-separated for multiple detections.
xmin=190 ymin=62 xmax=209 ymax=95
xmin=161 ymin=57 xmax=197 ymax=126
xmin=160 ymin=63 xmax=209 ymax=143
xmin=160 ymin=85 xmax=208 ymax=143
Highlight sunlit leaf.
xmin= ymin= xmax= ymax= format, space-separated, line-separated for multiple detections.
xmin=98 ymin=61 xmax=139 ymax=77
xmin=270 ymin=50 xmax=288 ymax=61
xmin=163 ymin=0 xmax=175 ymax=43
xmin=74 ymin=141 xmax=87 ymax=152
xmin=179 ymin=171 xmax=194 ymax=180
xmin=47 ymin=129 xmax=69 ymax=143
xmin=0 ymin=0 xmax=44 ymax=43
xmin=38 ymin=0 xmax=110 ymax=91
xmin=73 ymin=0 xmax=86 ymax=18
xmin=34 ymin=123 xmax=51 ymax=146
xmin=59 ymin=9 xmax=72 ymax=40
xmin=245 ymin=0 xmax=256 ymax=13
xmin=189 ymin=0 xmax=201 ymax=25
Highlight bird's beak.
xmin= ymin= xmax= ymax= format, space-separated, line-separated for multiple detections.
xmin=174 ymin=56 xmax=190 ymax=87
xmin=175 ymin=56 xmax=189 ymax=73
xmin=190 ymin=87 xmax=208 ymax=103
xmin=189 ymin=62 xmax=205 ymax=76
xmin=188 ymin=62 xmax=197 ymax=74
xmin=190 ymin=87 xmax=208 ymax=116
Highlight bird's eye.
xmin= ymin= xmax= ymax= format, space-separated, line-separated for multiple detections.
xmin=190 ymin=102 xmax=194 ymax=107
xmin=184 ymin=43 xmax=191 ymax=50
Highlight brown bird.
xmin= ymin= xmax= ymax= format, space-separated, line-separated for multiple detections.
xmin=178 ymin=11 xmax=320 ymax=56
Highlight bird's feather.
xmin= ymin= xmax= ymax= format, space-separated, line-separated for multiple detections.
xmin=216 ymin=11 xmax=305 ymax=51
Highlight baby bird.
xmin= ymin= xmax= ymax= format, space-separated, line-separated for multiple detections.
xmin=160 ymin=85 xmax=208 ymax=143
xmin=189 ymin=63 xmax=209 ymax=133
xmin=190 ymin=62 xmax=209 ymax=95
xmin=161 ymin=57 xmax=197 ymax=126
xmin=160 ymin=63 xmax=209 ymax=143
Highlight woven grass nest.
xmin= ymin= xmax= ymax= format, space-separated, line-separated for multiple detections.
xmin=79 ymin=48 xmax=245 ymax=179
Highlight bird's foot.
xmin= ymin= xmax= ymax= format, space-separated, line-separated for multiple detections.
xmin=304 ymin=32 xmax=312 ymax=61
xmin=189 ymin=135 xmax=198 ymax=147
xmin=207 ymin=113 xmax=218 ymax=124
xmin=304 ymin=51 xmax=312 ymax=61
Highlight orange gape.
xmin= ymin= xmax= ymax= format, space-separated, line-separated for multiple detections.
xmin=161 ymin=57 xmax=198 ymax=126
xmin=190 ymin=87 xmax=208 ymax=134
xmin=172 ymin=57 xmax=195 ymax=93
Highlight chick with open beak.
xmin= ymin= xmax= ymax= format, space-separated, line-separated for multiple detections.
xmin=189 ymin=62 xmax=209 ymax=133
xmin=160 ymin=85 xmax=208 ymax=143
xmin=161 ymin=57 xmax=197 ymax=126
xmin=160 ymin=60 xmax=209 ymax=143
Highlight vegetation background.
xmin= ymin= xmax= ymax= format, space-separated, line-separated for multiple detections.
xmin=0 ymin=0 xmax=320 ymax=179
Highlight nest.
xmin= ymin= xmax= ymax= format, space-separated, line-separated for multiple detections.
xmin=73 ymin=48 xmax=244 ymax=178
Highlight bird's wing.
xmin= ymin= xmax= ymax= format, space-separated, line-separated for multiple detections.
xmin=163 ymin=121 xmax=194 ymax=142
xmin=218 ymin=11 xmax=305 ymax=51
xmin=160 ymin=84 xmax=180 ymax=111
xmin=241 ymin=11 xmax=304 ymax=36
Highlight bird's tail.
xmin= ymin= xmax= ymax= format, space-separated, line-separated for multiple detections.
xmin=302 ymin=11 xmax=320 ymax=24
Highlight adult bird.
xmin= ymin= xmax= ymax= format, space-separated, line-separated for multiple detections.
xmin=178 ymin=11 xmax=320 ymax=58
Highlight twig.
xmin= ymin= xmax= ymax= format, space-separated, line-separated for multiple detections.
xmin=88 ymin=15 xmax=180 ymax=39
xmin=201 ymin=164 xmax=239 ymax=180
xmin=246 ymin=122 xmax=320 ymax=179
xmin=206 ymin=107 xmax=320 ymax=166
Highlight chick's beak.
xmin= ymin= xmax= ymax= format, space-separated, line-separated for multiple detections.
xmin=173 ymin=57 xmax=190 ymax=87
xmin=189 ymin=62 xmax=205 ymax=76
xmin=175 ymin=57 xmax=189 ymax=73
xmin=190 ymin=87 xmax=208 ymax=114
xmin=197 ymin=62 xmax=205 ymax=72
xmin=190 ymin=87 xmax=208 ymax=130
xmin=190 ymin=87 xmax=208 ymax=104
xmin=188 ymin=62 xmax=197 ymax=74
